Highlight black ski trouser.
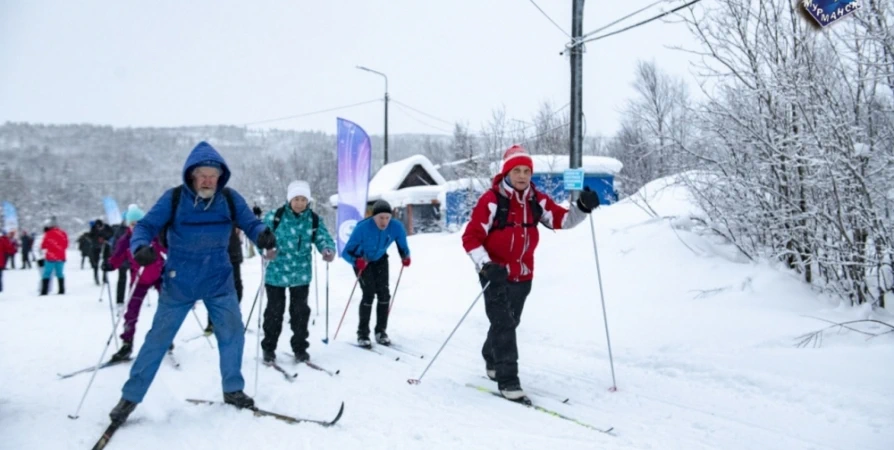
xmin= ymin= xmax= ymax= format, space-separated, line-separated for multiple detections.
xmin=116 ymin=267 xmax=128 ymax=304
xmin=261 ymin=284 xmax=311 ymax=354
xmin=480 ymin=275 xmax=532 ymax=389
xmin=22 ymin=251 xmax=31 ymax=269
xmin=355 ymin=255 xmax=390 ymax=338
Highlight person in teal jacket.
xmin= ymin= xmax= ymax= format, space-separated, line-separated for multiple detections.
xmin=341 ymin=199 xmax=411 ymax=348
xmin=261 ymin=180 xmax=336 ymax=363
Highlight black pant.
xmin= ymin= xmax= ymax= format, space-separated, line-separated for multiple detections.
xmin=261 ymin=285 xmax=310 ymax=353
xmin=0 ymin=268 xmax=4 ymax=292
xmin=480 ymin=275 xmax=532 ymax=388
xmin=6 ymin=254 xmax=14 ymax=269
xmin=116 ymin=267 xmax=128 ymax=304
xmin=22 ymin=251 xmax=32 ymax=269
xmin=81 ymin=254 xmax=87 ymax=270
xmin=355 ymin=255 xmax=391 ymax=338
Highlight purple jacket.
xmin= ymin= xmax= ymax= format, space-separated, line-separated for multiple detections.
xmin=109 ymin=228 xmax=166 ymax=286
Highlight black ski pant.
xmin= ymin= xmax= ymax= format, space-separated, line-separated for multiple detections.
xmin=116 ymin=267 xmax=128 ymax=304
xmin=261 ymin=284 xmax=310 ymax=354
xmin=480 ymin=275 xmax=532 ymax=389
xmin=22 ymin=251 xmax=31 ymax=269
xmin=355 ymin=255 xmax=390 ymax=338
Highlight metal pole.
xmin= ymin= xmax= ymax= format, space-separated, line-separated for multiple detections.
xmin=569 ymin=0 xmax=585 ymax=201
xmin=356 ymin=65 xmax=389 ymax=165
xmin=314 ymin=248 xmax=319 ymax=320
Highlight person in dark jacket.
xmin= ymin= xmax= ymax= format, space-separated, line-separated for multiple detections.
xmin=77 ymin=231 xmax=92 ymax=270
xmin=89 ymin=220 xmax=113 ymax=285
xmin=111 ymin=221 xmax=131 ymax=305
xmin=340 ymin=199 xmax=411 ymax=348
xmin=107 ymin=141 xmax=277 ymax=426
xmin=20 ymin=230 xmax=34 ymax=269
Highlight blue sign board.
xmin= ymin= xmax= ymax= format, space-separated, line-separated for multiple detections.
xmin=563 ymin=168 xmax=585 ymax=191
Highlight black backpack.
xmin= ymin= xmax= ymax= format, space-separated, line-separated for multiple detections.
xmin=272 ymin=206 xmax=319 ymax=242
xmin=159 ymin=186 xmax=236 ymax=248
xmin=490 ymin=187 xmax=544 ymax=231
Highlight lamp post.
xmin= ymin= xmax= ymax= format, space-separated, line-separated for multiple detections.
xmin=356 ymin=66 xmax=389 ymax=165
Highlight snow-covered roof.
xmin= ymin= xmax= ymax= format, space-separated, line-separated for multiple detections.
xmin=329 ymin=154 xmax=447 ymax=207
xmin=490 ymin=154 xmax=623 ymax=175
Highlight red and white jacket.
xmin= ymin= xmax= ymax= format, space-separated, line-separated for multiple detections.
xmin=462 ymin=175 xmax=587 ymax=282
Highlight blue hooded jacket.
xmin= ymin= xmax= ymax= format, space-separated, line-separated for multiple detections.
xmin=340 ymin=216 xmax=410 ymax=265
xmin=131 ymin=142 xmax=267 ymax=300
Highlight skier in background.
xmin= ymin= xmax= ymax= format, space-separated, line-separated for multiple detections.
xmin=40 ymin=218 xmax=69 ymax=296
xmin=20 ymin=230 xmax=34 ymax=269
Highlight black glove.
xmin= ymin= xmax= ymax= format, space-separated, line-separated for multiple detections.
xmin=480 ymin=262 xmax=508 ymax=286
xmin=133 ymin=245 xmax=157 ymax=266
xmin=37 ymin=259 xmax=45 ymax=268
xmin=576 ymin=186 xmax=600 ymax=213
xmin=256 ymin=228 xmax=277 ymax=250
xmin=101 ymin=261 xmax=115 ymax=272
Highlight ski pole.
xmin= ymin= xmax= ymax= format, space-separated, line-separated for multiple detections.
xmin=330 ymin=270 xmax=363 ymax=343
xmin=589 ymin=214 xmax=617 ymax=392
xmin=190 ymin=307 xmax=214 ymax=349
xmin=254 ymin=256 xmax=268 ymax=397
xmin=313 ymin=248 xmax=320 ymax=319
xmin=408 ymin=281 xmax=489 ymax=385
xmin=324 ymin=262 xmax=330 ymax=343
xmin=243 ymin=277 xmax=264 ymax=334
xmin=100 ymin=278 xmax=119 ymax=350
xmin=388 ymin=265 xmax=405 ymax=315
xmin=68 ymin=268 xmax=144 ymax=420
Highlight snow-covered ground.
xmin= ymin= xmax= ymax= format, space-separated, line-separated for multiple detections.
xmin=1 ymin=178 xmax=892 ymax=450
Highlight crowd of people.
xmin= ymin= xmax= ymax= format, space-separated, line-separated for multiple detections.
xmin=1 ymin=140 xmax=601 ymax=426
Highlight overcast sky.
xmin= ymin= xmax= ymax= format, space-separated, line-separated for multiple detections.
xmin=1 ymin=0 xmax=699 ymax=138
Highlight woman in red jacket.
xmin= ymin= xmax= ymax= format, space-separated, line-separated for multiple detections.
xmin=40 ymin=218 xmax=69 ymax=295
xmin=461 ymin=145 xmax=600 ymax=402
xmin=0 ymin=232 xmax=16 ymax=292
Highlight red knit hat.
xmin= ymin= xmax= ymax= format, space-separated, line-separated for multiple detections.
xmin=501 ymin=144 xmax=534 ymax=175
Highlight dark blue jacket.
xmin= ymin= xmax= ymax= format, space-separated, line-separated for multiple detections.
xmin=131 ymin=142 xmax=267 ymax=300
xmin=341 ymin=216 xmax=410 ymax=265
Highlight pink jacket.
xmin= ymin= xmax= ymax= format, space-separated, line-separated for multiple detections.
xmin=109 ymin=228 xmax=166 ymax=286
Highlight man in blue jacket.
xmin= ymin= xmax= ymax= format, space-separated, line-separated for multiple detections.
xmin=107 ymin=142 xmax=277 ymax=425
xmin=341 ymin=200 xmax=411 ymax=348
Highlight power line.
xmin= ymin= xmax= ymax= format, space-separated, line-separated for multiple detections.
xmin=391 ymin=103 xmax=454 ymax=134
xmin=579 ymin=0 xmax=666 ymax=41
xmin=579 ymin=0 xmax=703 ymax=45
xmin=391 ymin=99 xmax=454 ymax=125
xmin=242 ymin=98 xmax=381 ymax=126
xmin=527 ymin=0 xmax=571 ymax=38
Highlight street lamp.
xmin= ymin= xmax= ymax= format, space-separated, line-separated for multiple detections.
xmin=356 ymin=65 xmax=389 ymax=165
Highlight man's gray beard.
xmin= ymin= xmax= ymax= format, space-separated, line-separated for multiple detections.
xmin=197 ymin=188 xmax=215 ymax=199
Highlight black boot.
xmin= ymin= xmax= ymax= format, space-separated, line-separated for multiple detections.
xmin=294 ymin=350 xmax=310 ymax=362
xmin=109 ymin=398 xmax=137 ymax=424
xmin=262 ymin=349 xmax=276 ymax=363
xmin=57 ymin=278 xmax=65 ymax=295
xmin=110 ymin=341 xmax=133 ymax=362
xmin=223 ymin=390 xmax=255 ymax=409
xmin=39 ymin=279 xmax=50 ymax=296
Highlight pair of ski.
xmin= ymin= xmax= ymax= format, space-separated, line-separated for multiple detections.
xmin=92 ymin=399 xmax=344 ymax=449
xmin=265 ymin=355 xmax=340 ymax=381
xmin=467 ymin=383 xmax=614 ymax=435
xmin=58 ymin=349 xmax=179 ymax=380
xmin=350 ymin=342 xmax=425 ymax=361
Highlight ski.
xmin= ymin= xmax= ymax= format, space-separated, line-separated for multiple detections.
xmin=264 ymin=360 xmax=298 ymax=381
xmin=350 ymin=343 xmax=400 ymax=361
xmin=466 ymin=384 xmax=614 ymax=434
xmin=182 ymin=332 xmax=210 ymax=343
xmin=57 ymin=358 xmax=131 ymax=380
xmin=304 ymin=361 xmax=340 ymax=376
xmin=185 ymin=399 xmax=344 ymax=427
xmin=90 ymin=422 xmax=121 ymax=450
xmin=479 ymin=376 xmax=569 ymax=404
xmin=381 ymin=343 xmax=425 ymax=359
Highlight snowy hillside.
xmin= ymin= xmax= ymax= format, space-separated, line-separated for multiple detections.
xmin=1 ymin=178 xmax=891 ymax=450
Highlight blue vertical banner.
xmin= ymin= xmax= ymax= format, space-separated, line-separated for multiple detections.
xmin=335 ymin=118 xmax=372 ymax=255
xmin=103 ymin=197 xmax=122 ymax=225
xmin=2 ymin=201 xmax=18 ymax=233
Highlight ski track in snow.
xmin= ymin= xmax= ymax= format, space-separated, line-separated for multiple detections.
xmin=1 ymin=183 xmax=892 ymax=450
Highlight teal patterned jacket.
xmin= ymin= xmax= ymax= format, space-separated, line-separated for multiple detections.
xmin=263 ymin=206 xmax=336 ymax=287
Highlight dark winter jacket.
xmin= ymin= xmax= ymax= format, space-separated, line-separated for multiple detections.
xmin=77 ymin=233 xmax=92 ymax=255
xmin=20 ymin=233 xmax=34 ymax=253
xmin=461 ymin=174 xmax=587 ymax=282
xmin=340 ymin=216 xmax=410 ymax=266
xmin=130 ymin=141 xmax=268 ymax=301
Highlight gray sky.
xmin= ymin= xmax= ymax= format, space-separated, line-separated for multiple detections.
xmin=0 ymin=0 xmax=698 ymax=138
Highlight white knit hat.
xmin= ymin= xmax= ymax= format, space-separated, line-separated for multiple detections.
xmin=287 ymin=180 xmax=313 ymax=202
